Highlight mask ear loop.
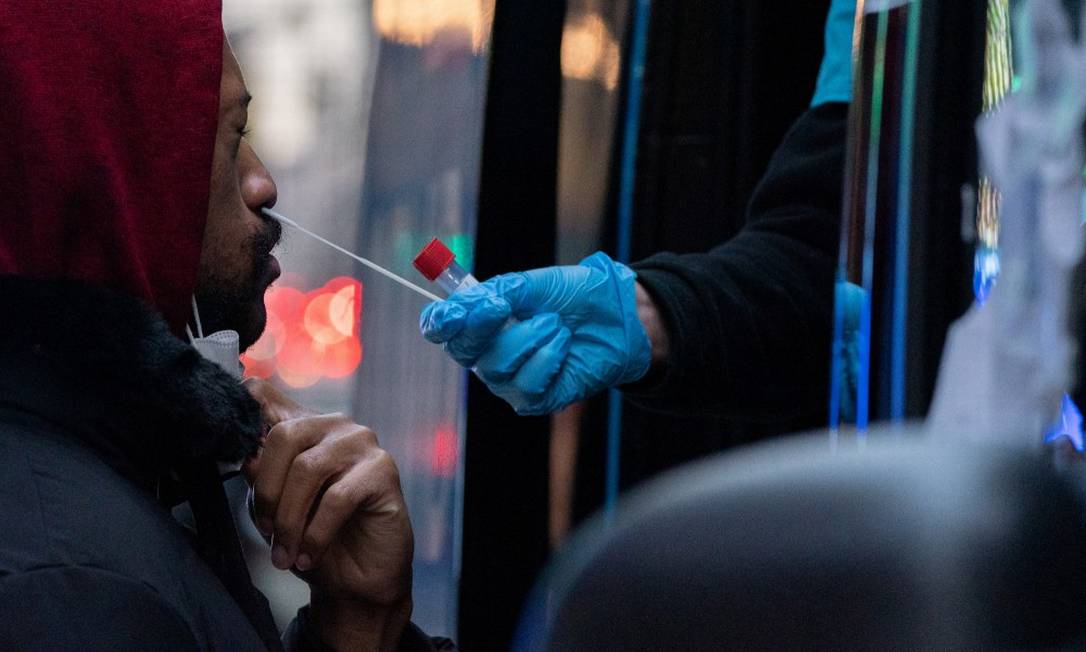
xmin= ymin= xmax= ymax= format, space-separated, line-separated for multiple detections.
xmin=191 ymin=295 xmax=205 ymax=339
xmin=185 ymin=295 xmax=204 ymax=346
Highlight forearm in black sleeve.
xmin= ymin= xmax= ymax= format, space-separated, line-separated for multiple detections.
xmin=626 ymin=102 xmax=848 ymax=421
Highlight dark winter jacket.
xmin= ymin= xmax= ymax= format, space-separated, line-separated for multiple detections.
xmin=0 ymin=276 xmax=452 ymax=651
xmin=629 ymin=103 xmax=848 ymax=422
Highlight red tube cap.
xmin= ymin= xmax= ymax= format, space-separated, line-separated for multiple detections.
xmin=413 ymin=238 xmax=456 ymax=281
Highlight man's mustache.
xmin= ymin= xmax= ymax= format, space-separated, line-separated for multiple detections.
xmin=254 ymin=215 xmax=283 ymax=259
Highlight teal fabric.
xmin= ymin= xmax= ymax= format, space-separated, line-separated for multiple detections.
xmin=811 ymin=0 xmax=858 ymax=108
xmin=835 ymin=280 xmax=865 ymax=423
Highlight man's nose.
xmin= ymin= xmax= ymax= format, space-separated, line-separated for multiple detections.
xmin=242 ymin=148 xmax=278 ymax=211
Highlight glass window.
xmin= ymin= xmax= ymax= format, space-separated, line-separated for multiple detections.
xmin=224 ymin=0 xmax=494 ymax=635
xmin=550 ymin=0 xmax=629 ymax=545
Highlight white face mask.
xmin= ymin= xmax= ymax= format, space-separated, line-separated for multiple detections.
xmin=185 ymin=296 xmax=243 ymax=380
xmin=191 ymin=330 xmax=243 ymax=380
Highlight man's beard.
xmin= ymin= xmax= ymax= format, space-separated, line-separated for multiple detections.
xmin=194 ymin=272 xmax=266 ymax=350
xmin=195 ymin=220 xmax=282 ymax=350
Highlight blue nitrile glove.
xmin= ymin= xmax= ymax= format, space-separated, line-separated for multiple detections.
xmin=419 ymin=252 xmax=652 ymax=416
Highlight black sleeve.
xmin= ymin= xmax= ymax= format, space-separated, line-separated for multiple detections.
xmin=0 ymin=566 xmax=200 ymax=651
xmin=627 ymin=102 xmax=848 ymax=421
xmin=283 ymin=607 xmax=457 ymax=652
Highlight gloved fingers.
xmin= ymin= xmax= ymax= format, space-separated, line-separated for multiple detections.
xmin=421 ymin=280 xmax=511 ymax=337
xmin=492 ymin=266 xmax=594 ymax=317
xmin=419 ymin=284 xmax=491 ymax=344
xmin=419 ymin=301 xmax=468 ymax=344
xmin=475 ymin=262 xmax=616 ymax=321
xmin=515 ymin=367 xmax=587 ymax=416
xmin=484 ymin=328 xmax=572 ymax=417
xmin=464 ymin=271 xmax=546 ymax=319
xmin=474 ymin=313 xmax=564 ymax=386
xmin=439 ymin=295 xmax=514 ymax=367
xmin=510 ymin=326 xmax=572 ymax=399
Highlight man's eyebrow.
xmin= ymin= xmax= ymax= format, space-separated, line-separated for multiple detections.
xmin=240 ymin=91 xmax=253 ymax=109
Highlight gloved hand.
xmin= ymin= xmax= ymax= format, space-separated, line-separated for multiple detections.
xmin=419 ymin=252 xmax=652 ymax=415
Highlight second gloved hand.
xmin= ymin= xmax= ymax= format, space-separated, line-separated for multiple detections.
xmin=419 ymin=252 xmax=652 ymax=415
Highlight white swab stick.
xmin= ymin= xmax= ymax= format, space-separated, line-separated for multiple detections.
xmin=263 ymin=208 xmax=442 ymax=302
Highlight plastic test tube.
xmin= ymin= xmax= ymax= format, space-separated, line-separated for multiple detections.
xmin=413 ymin=239 xmax=517 ymax=375
xmin=413 ymin=238 xmax=479 ymax=296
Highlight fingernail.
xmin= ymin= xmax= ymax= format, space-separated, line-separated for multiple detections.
xmin=296 ymin=553 xmax=313 ymax=571
xmin=271 ymin=543 xmax=291 ymax=570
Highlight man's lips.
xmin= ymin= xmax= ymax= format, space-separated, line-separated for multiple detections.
xmin=263 ymin=254 xmax=281 ymax=287
xmin=256 ymin=217 xmax=284 ymax=289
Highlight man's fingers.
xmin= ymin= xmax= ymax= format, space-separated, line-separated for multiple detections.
xmin=271 ymin=426 xmax=375 ymax=570
xmin=243 ymin=377 xmax=310 ymax=427
xmin=250 ymin=415 xmax=333 ymax=536
xmin=299 ymin=449 xmax=402 ymax=571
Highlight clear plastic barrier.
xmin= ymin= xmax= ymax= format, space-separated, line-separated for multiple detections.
xmin=224 ymin=0 xmax=494 ymax=635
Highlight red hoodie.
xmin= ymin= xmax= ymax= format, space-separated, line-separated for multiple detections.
xmin=0 ymin=0 xmax=223 ymax=334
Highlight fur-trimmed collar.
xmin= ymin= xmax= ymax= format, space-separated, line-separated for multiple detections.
xmin=0 ymin=275 xmax=263 ymax=492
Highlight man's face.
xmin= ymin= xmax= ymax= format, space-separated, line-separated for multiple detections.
xmin=195 ymin=39 xmax=281 ymax=350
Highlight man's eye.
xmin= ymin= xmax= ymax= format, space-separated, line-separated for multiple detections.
xmin=238 ymin=126 xmax=251 ymax=138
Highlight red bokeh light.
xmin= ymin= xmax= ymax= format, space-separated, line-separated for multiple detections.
xmin=239 ymin=353 xmax=277 ymax=380
xmin=328 ymin=284 xmax=358 ymax=338
xmin=245 ymin=310 xmax=286 ymax=361
xmin=277 ymin=323 xmax=327 ymax=378
xmin=431 ymin=426 xmax=459 ymax=478
xmin=304 ymin=292 xmax=343 ymax=344
xmin=323 ymin=337 xmax=364 ymax=379
xmin=242 ymin=276 xmax=364 ymax=386
xmin=265 ymin=285 xmax=306 ymax=323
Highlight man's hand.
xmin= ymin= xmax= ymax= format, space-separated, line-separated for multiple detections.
xmin=242 ymin=378 xmax=413 ymax=652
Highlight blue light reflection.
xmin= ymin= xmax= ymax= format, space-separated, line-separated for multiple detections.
xmin=1045 ymin=394 xmax=1085 ymax=453
xmin=973 ymin=246 xmax=1000 ymax=305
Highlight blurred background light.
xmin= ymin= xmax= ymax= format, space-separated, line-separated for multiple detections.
xmin=372 ymin=0 xmax=495 ymax=53
xmin=561 ymin=13 xmax=621 ymax=90
xmin=242 ymin=278 xmax=364 ymax=386
xmin=430 ymin=425 xmax=460 ymax=478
